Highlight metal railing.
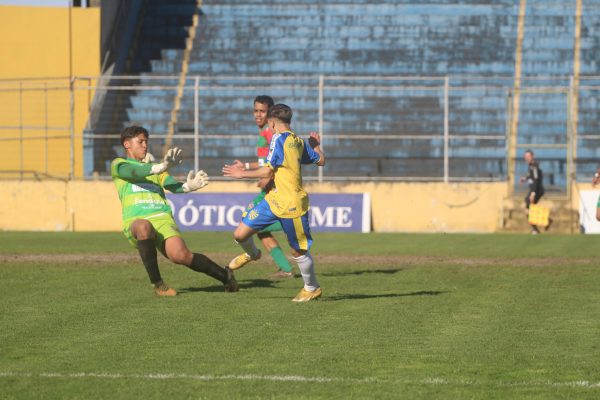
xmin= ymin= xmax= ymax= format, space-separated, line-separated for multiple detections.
xmin=0 ymin=75 xmax=598 ymax=186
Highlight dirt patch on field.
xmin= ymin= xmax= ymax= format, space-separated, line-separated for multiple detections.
xmin=0 ymin=252 xmax=594 ymax=268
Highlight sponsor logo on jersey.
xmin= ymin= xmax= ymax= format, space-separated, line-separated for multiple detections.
xmin=248 ymin=209 xmax=259 ymax=220
xmin=132 ymin=183 xmax=160 ymax=193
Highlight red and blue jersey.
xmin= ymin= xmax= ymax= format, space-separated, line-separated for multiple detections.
xmin=257 ymin=126 xmax=274 ymax=166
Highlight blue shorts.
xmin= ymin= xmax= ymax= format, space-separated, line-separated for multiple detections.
xmin=242 ymin=199 xmax=313 ymax=251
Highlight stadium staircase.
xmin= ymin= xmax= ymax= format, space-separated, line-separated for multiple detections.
xmin=88 ymin=0 xmax=199 ymax=173
xmin=501 ymin=195 xmax=580 ymax=234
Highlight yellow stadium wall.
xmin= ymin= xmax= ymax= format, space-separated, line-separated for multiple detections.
xmin=1 ymin=181 xmax=510 ymax=233
xmin=0 ymin=6 xmax=100 ymax=178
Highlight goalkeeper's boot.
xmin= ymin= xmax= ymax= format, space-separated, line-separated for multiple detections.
xmin=228 ymin=250 xmax=261 ymax=270
xmin=154 ymin=282 xmax=177 ymax=297
xmin=224 ymin=267 xmax=239 ymax=293
xmin=292 ymin=287 xmax=322 ymax=302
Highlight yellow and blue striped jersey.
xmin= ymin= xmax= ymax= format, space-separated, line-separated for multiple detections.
xmin=265 ymin=131 xmax=321 ymax=218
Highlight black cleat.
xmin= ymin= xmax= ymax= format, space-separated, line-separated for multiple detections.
xmin=224 ymin=267 xmax=239 ymax=292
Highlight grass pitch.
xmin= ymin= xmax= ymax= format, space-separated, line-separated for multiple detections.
xmin=1 ymin=232 xmax=599 ymax=399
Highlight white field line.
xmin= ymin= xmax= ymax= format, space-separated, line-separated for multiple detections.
xmin=0 ymin=371 xmax=599 ymax=389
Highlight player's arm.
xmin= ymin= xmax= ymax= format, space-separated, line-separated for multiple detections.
xmin=115 ymin=161 xmax=155 ymax=180
xmin=224 ymin=133 xmax=282 ymax=180
xmin=231 ymin=159 xmax=262 ymax=171
xmin=223 ymin=164 xmax=273 ymax=180
xmin=304 ymin=132 xmax=326 ymax=166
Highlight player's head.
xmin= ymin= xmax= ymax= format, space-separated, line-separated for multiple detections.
xmin=524 ymin=149 xmax=534 ymax=163
xmin=253 ymin=95 xmax=274 ymax=128
xmin=121 ymin=125 xmax=149 ymax=161
xmin=267 ymin=103 xmax=293 ymax=131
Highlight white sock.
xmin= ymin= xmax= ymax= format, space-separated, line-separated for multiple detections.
xmin=236 ymin=237 xmax=259 ymax=258
xmin=294 ymin=253 xmax=319 ymax=291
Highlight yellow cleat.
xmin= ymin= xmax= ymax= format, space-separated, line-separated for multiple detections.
xmin=228 ymin=250 xmax=261 ymax=270
xmin=292 ymin=287 xmax=322 ymax=302
xmin=154 ymin=283 xmax=177 ymax=297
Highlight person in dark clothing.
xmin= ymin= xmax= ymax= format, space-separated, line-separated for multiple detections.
xmin=519 ymin=150 xmax=545 ymax=234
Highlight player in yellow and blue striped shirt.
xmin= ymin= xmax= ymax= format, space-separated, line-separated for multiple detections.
xmin=222 ymin=104 xmax=326 ymax=302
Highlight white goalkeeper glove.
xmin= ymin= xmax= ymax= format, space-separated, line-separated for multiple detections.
xmin=150 ymin=147 xmax=183 ymax=174
xmin=182 ymin=170 xmax=209 ymax=192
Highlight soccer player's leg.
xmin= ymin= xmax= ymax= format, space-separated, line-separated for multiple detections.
xmin=153 ymin=214 xmax=238 ymax=292
xmin=257 ymin=224 xmax=293 ymax=277
xmin=535 ymin=191 xmax=552 ymax=231
xmin=524 ymin=192 xmax=540 ymax=234
xmin=227 ymin=194 xmax=263 ymax=270
xmin=280 ymin=214 xmax=321 ymax=302
xmin=228 ymin=200 xmax=274 ymax=270
xmin=126 ymin=218 xmax=176 ymax=297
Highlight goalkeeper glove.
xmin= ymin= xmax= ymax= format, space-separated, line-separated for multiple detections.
xmin=150 ymin=147 xmax=183 ymax=174
xmin=182 ymin=170 xmax=209 ymax=192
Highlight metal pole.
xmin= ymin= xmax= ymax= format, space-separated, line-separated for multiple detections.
xmin=19 ymin=81 xmax=23 ymax=179
xmin=44 ymin=82 xmax=49 ymax=174
xmin=318 ymin=75 xmax=324 ymax=183
xmin=508 ymin=0 xmax=528 ymax=196
xmin=70 ymin=77 xmax=75 ymax=179
xmin=68 ymin=2 xmax=75 ymax=179
xmin=567 ymin=76 xmax=575 ymax=199
xmin=443 ymin=76 xmax=449 ymax=183
xmin=194 ymin=76 xmax=200 ymax=172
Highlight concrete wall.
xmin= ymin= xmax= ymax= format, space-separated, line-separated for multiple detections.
xmin=1 ymin=180 xmax=508 ymax=233
xmin=0 ymin=6 xmax=100 ymax=178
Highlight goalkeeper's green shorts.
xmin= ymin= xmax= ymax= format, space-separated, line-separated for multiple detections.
xmin=243 ymin=190 xmax=283 ymax=233
xmin=123 ymin=212 xmax=181 ymax=251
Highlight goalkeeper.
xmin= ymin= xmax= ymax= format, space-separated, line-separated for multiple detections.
xmin=111 ymin=126 xmax=238 ymax=296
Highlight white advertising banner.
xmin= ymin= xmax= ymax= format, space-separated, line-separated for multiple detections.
xmin=579 ymin=190 xmax=600 ymax=234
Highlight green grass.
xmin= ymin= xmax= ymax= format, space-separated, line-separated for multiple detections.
xmin=1 ymin=232 xmax=600 ymax=399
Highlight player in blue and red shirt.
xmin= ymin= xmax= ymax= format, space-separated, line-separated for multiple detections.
xmin=228 ymin=96 xmax=294 ymax=278
xmin=223 ymin=104 xmax=326 ymax=302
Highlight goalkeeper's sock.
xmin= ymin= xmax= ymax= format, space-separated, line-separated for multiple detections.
xmin=137 ymin=239 xmax=162 ymax=285
xmin=188 ymin=253 xmax=227 ymax=283
xmin=236 ymin=237 xmax=260 ymax=258
xmin=270 ymin=246 xmax=292 ymax=272
xmin=293 ymin=253 xmax=319 ymax=291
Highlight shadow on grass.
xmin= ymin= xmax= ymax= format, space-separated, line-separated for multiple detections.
xmin=177 ymin=278 xmax=280 ymax=293
xmin=321 ymin=268 xmax=403 ymax=277
xmin=323 ymin=290 xmax=447 ymax=301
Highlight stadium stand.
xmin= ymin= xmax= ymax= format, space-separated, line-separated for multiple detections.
xmin=89 ymin=0 xmax=197 ymax=174
xmin=89 ymin=0 xmax=600 ymax=188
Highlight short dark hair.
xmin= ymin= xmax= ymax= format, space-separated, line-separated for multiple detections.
xmin=121 ymin=126 xmax=148 ymax=145
xmin=267 ymin=103 xmax=292 ymax=124
xmin=524 ymin=149 xmax=534 ymax=156
xmin=254 ymin=95 xmax=274 ymax=108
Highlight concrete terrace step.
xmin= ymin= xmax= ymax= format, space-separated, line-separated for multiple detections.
xmin=501 ymin=197 xmax=580 ymax=233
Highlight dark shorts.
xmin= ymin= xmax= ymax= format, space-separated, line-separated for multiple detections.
xmin=525 ymin=191 xmax=544 ymax=209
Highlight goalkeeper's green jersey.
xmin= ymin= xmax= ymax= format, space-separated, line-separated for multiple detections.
xmin=111 ymin=157 xmax=183 ymax=224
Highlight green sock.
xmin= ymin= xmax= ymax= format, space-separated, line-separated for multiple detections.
xmin=270 ymin=246 xmax=292 ymax=273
